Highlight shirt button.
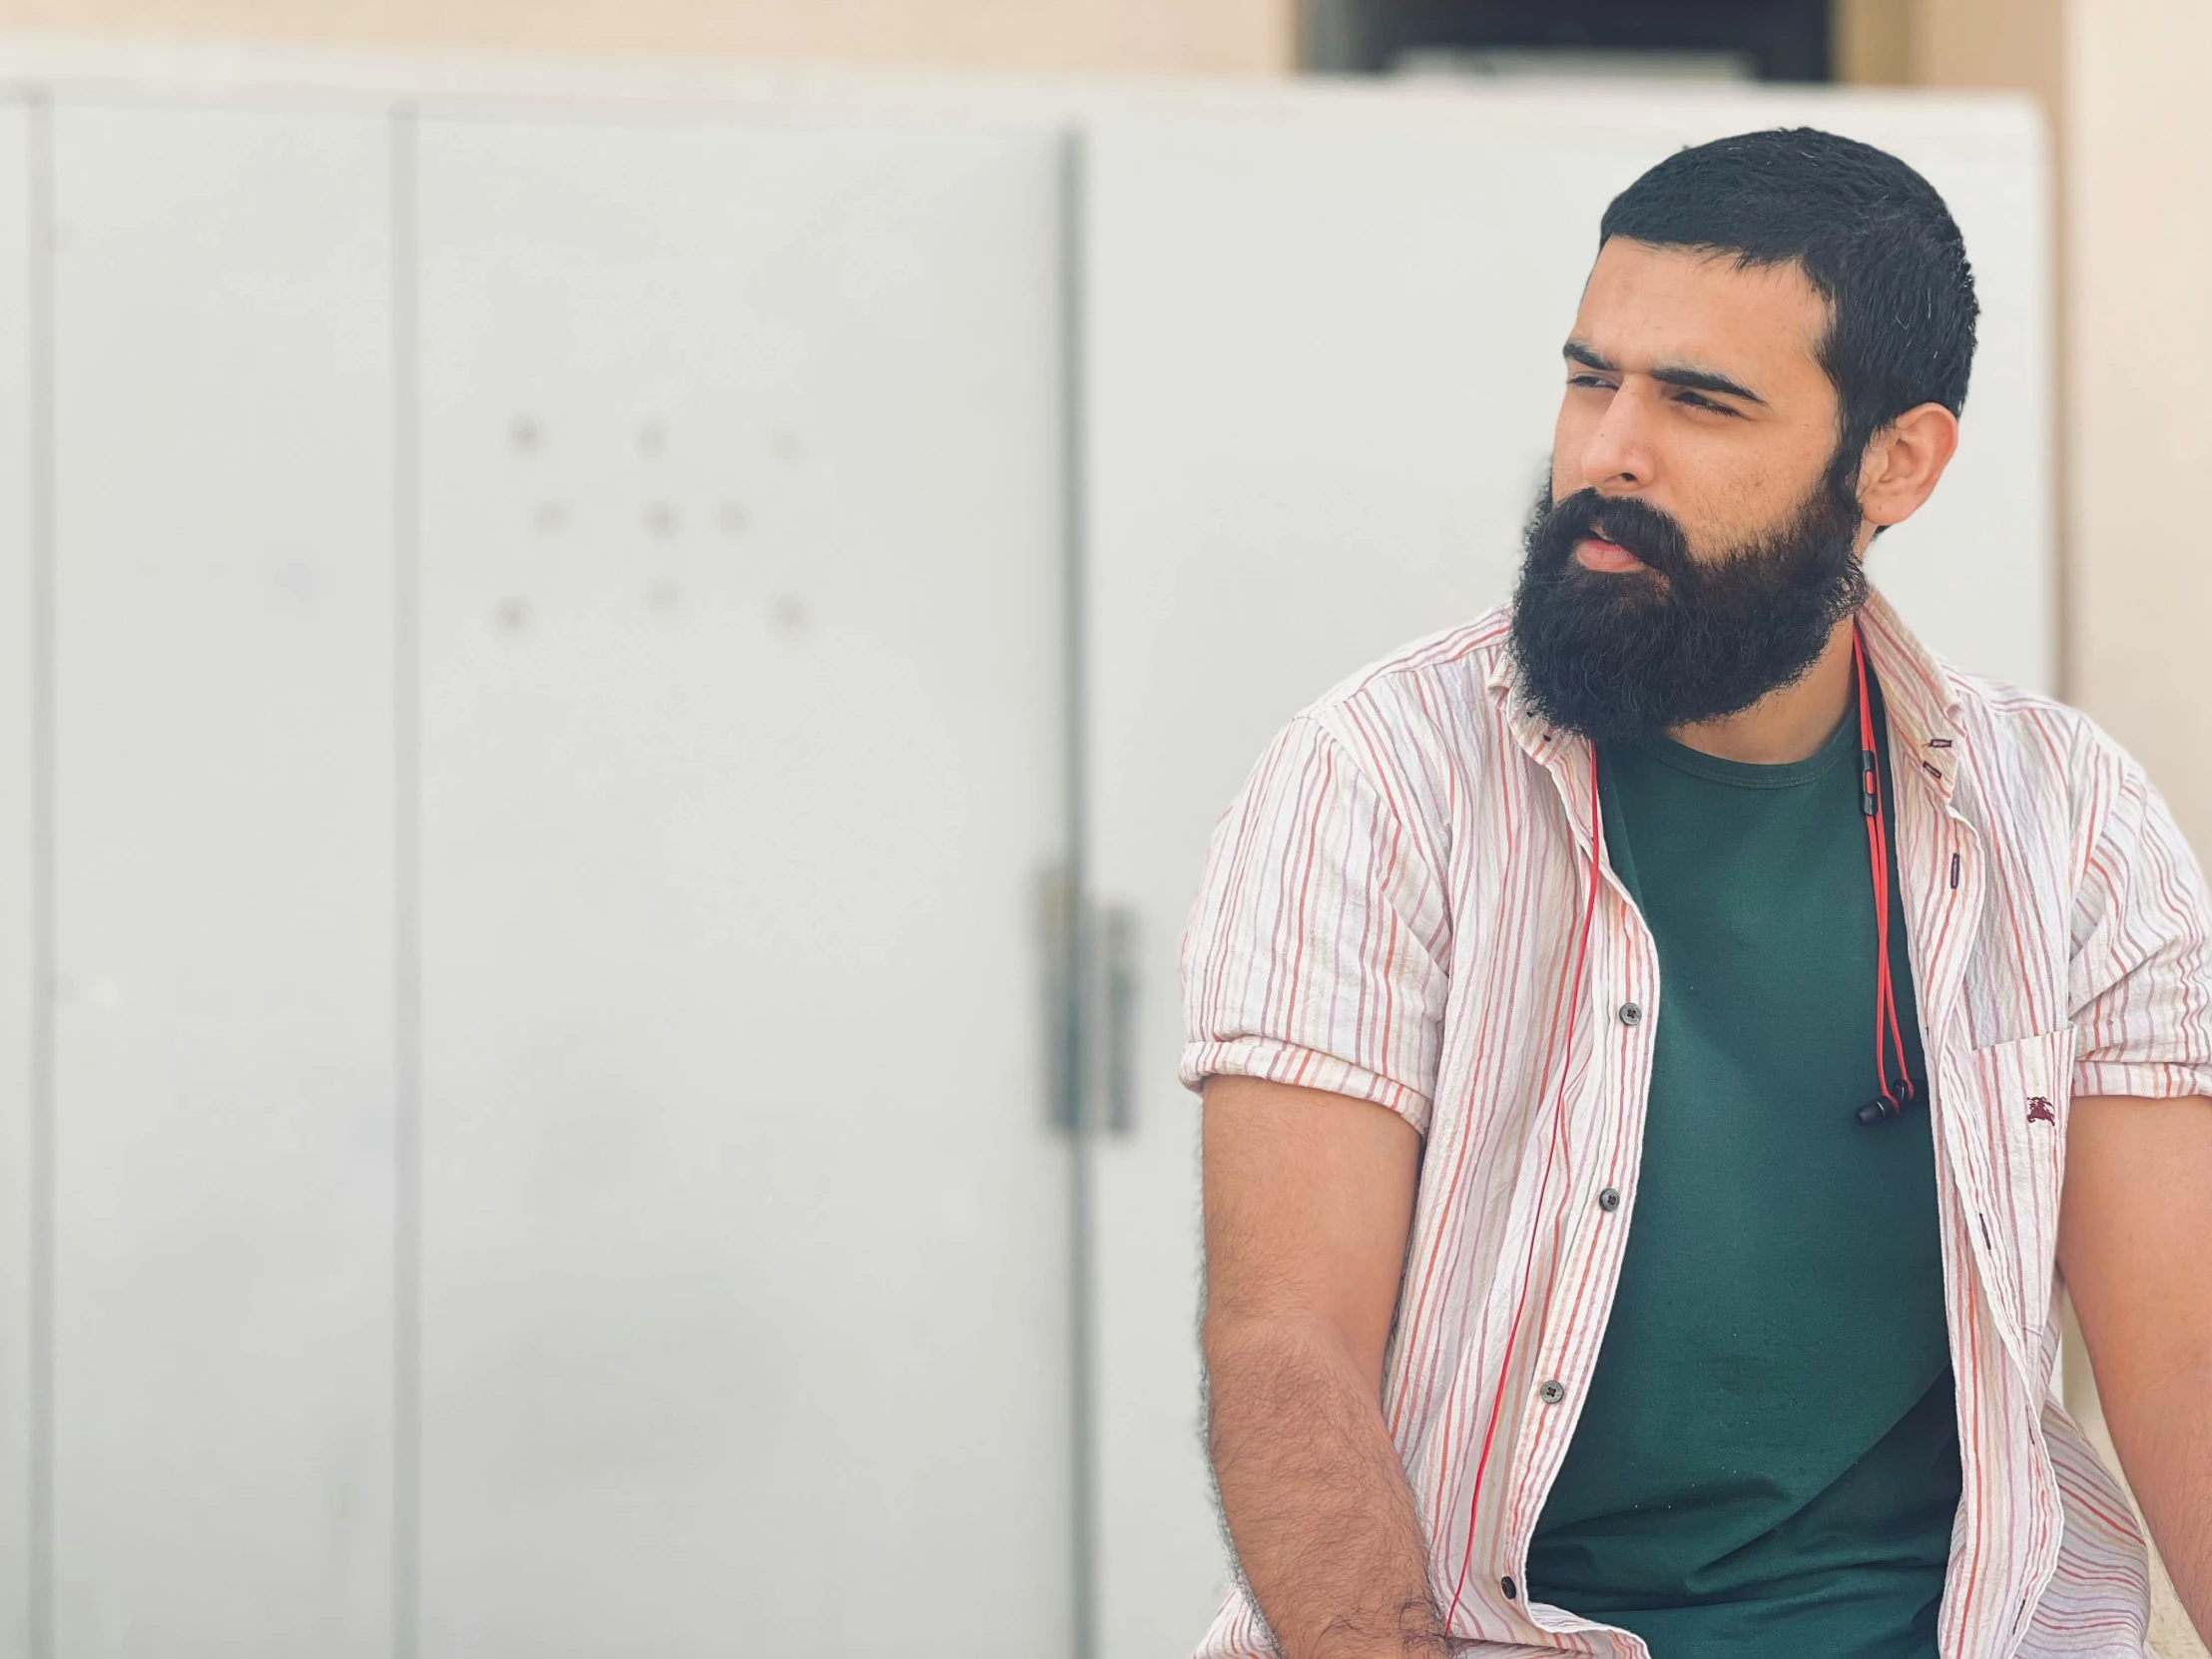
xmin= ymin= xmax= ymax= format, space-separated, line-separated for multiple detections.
xmin=1598 ymin=1187 xmax=1621 ymax=1212
xmin=1538 ymin=1380 xmax=1566 ymax=1404
xmin=1500 ymin=1574 xmax=1519 ymax=1601
xmin=1617 ymin=1001 xmax=1642 ymax=1026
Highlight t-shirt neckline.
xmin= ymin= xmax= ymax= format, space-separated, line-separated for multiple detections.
xmin=1627 ymin=694 xmax=1863 ymax=792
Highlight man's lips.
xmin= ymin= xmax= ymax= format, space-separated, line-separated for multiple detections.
xmin=1573 ymin=535 xmax=1647 ymax=574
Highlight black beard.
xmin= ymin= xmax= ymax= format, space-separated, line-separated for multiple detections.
xmin=1506 ymin=475 xmax=1868 ymax=745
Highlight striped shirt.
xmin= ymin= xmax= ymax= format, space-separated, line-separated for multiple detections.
xmin=1180 ymin=588 xmax=2212 ymax=1659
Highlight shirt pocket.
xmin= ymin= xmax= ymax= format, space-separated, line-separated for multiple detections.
xmin=1955 ymin=1027 xmax=2076 ymax=1349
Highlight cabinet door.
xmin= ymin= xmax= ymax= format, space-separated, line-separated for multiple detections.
xmin=48 ymin=102 xmax=397 ymax=1658
xmin=414 ymin=114 xmax=1072 ymax=1658
xmin=0 ymin=92 xmax=34 ymax=1659
xmin=1082 ymin=91 xmax=2051 ymax=1659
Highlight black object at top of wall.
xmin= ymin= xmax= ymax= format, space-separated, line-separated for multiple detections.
xmin=1304 ymin=0 xmax=1834 ymax=82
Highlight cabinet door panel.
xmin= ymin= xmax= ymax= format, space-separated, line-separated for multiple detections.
xmin=49 ymin=102 xmax=396 ymax=1658
xmin=416 ymin=115 xmax=1071 ymax=1658
xmin=0 ymin=92 xmax=35 ymax=1659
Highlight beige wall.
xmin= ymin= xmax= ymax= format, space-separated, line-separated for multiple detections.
xmin=1835 ymin=0 xmax=2064 ymax=104
xmin=2067 ymin=1 xmax=2212 ymax=859
xmin=1917 ymin=0 xmax=2064 ymax=112
xmin=1836 ymin=0 xmax=2063 ymax=115
xmin=1834 ymin=0 xmax=1914 ymax=85
xmin=0 ymin=0 xmax=1296 ymax=75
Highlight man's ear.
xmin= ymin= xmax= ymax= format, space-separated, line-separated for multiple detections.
xmin=1858 ymin=402 xmax=1961 ymax=529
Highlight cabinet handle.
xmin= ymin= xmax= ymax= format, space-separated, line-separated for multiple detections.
xmin=1099 ymin=905 xmax=1137 ymax=1137
xmin=1037 ymin=868 xmax=1138 ymax=1138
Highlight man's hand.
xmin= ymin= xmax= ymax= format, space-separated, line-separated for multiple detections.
xmin=1201 ymin=1074 xmax=1442 ymax=1658
xmin=2059 ymin=1092 xmax=2212 ymax=1646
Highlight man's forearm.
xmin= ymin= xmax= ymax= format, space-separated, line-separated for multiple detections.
xmin=2104 ymin=1358 xmax=2212 ymax=1646
xmin=1205 ymin=1313 xmax=1447 ymax=1659
xmin=2059 ymin=1092 xmax=2212 ymax=1649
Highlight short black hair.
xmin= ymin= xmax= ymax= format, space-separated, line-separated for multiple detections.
xmin=1599 ymin=128 xmax=1978 ymax=484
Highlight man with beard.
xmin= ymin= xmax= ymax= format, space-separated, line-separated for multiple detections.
xmin=1182 ymin=129 xmax=2212 ymax=1659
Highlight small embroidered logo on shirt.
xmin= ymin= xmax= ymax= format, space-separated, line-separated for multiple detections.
xmin=2025 ymin=1097 xmax=2056 ymax=1125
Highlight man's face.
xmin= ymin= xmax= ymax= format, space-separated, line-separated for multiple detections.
xmin=1508 ymin=238 xmax=1872 ymax=743
xmin=1550 ymin=237 xmax=1851 ymax=563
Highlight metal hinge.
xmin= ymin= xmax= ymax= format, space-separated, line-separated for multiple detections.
xmin=1040 ymin=866 xmax=1139 ymax=1137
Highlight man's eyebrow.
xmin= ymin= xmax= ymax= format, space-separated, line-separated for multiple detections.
xmin=1562 ymin=338 xmax=1768 ymax=406
xmin=1650 ymin=362 xmax=1767 ymax=405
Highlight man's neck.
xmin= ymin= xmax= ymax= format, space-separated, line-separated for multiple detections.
xmin=1666 ymin=618 xmax=1859 ymax=766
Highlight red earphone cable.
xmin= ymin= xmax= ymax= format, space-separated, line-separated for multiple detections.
xmin=1854 ymin=626 xmax=1913 ymax=1109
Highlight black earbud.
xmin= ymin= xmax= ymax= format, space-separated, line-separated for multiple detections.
xmin=1855 ymin=1075 xmax=1920 ymax=1129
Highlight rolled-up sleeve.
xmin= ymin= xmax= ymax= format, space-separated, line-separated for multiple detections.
xmin=1179 ymin=715 xmax=1451 ymax=1134
xmin=2068 ymin=747 xmax=2212 ymax=1100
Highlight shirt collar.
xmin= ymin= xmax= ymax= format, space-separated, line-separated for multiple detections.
xmin=1853 ymin=584 xmax=1965 ymax=802
xmin=1484 ymin=582 xmax=1964 ymax=801
xmin=1482 ymin=634 xmax=1579 ymax=775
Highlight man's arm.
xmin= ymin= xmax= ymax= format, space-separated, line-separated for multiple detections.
xmin=2057 ymin=1092 xmax=2212 ymax=1644
xmin=1201 ymin=1074 xmax=1441 ymax=1659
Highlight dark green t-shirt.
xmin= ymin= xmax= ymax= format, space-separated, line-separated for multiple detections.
xmin=1525 ymin=680 xmax=1961 ymax=1657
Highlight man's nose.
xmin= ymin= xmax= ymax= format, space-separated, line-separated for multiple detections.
xmin=1579 ymin=383 xmax=1658 ymax=494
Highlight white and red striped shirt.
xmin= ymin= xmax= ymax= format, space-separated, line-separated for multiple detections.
xmin=1181 ymin=588 xmax=2212 ymax=1659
